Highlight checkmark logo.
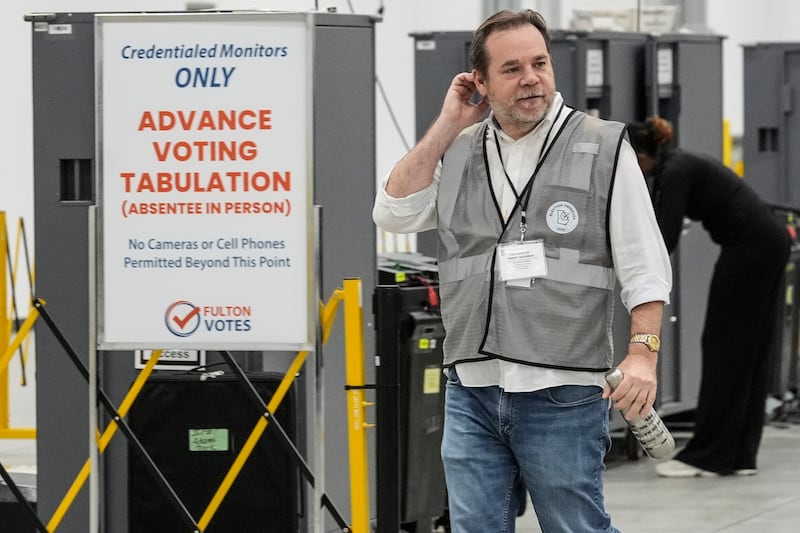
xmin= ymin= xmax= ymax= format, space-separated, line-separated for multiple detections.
xmin=165 ymin=301 xmax=202 ymax=337
xmin=172 ymin=307 xmax=200 ymax=329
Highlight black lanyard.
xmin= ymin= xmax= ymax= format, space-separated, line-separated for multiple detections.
xmin=489 ymin=102 xmax=564 ymax=241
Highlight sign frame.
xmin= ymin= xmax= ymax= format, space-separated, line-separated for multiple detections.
xmin=94 ymin=12 xmax=316 ymax=351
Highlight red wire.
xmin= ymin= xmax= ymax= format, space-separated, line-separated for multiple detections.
xmin=415 ymin=274 xmax=439 ymax=308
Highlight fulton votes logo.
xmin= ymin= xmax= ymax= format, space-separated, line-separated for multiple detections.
xmin=546 ymin=201 xmax=579 ymax=234
xmin=165 ymin=300 xmax=252 ymax=337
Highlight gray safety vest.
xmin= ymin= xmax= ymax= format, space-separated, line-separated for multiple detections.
xmin=436 ymin=110 xmax=626 ymax=371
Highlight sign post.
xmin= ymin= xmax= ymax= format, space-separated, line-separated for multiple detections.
xmin=93 ymin=12 xmax=320 ymax=530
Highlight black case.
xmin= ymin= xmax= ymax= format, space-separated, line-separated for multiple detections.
xmin=128 ymin=371 xmax=299 ymax=532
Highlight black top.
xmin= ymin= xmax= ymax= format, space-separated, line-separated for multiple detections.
xmin=651 ymin=149 xmax=776 ymax=252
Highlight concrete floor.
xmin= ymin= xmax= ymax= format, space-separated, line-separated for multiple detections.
xmin=516 ymin=422 xmax=800 ymax=533
xmin=3 ymin=349 xmax=800 ymax=532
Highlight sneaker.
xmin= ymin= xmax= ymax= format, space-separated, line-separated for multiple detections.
xmin=655 ymin=459 xmax=719 ymax=478
xmin=734 ymin=468 xmax=758 ymax=476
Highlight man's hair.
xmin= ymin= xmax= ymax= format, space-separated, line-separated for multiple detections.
xmin=469 ymin=9 xmax=551 ymax=76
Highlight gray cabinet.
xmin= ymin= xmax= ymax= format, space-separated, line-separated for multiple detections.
xmin=29 ymin=11 xmax=376 ymax=532
xmin=648 ymin=34 xmax=724 ymax=417
xmin=743 ymin=43 xmax=800 ymax=209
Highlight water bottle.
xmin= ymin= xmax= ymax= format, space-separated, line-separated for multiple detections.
xmin=605 ymin=368 xmax=675 ymax=460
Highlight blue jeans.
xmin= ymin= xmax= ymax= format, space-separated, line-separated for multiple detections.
xmin=441 ymin=369 xmax=619 ymax=533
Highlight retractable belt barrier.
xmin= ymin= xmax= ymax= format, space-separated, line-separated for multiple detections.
xmin=3 ymin=277 xmax=372 ymax=533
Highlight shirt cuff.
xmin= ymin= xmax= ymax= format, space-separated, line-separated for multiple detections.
xmin=620 ymin=274 xmax=671 ymax=313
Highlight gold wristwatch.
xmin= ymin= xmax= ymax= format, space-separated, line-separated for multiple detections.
xmin=629 ymin=333 xmax=660 ymax=352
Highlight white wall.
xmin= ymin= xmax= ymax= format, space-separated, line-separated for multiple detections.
xmin=3 ymin=0 xmax=800 ymax=259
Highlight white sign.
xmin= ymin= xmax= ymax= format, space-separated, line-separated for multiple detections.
xmin=586 ymin=49 xmax=604 ymax=88
xmin=134 ymin=349 xmax=206 ymax=370
xmin=657 ymin=46 xmax=674 ymax=86
xmin=96 ymin=13 xmax=314 ymax=350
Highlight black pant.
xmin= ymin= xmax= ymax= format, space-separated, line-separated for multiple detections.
xmin=676 ymin=223 xmax=791 ymax=474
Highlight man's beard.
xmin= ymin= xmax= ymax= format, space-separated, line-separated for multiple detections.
xmin=493 ymin=90 xmax=551 ymax=133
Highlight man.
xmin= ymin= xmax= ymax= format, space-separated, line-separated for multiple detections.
xmin=373 ymin=9 xmax=671 ymax=532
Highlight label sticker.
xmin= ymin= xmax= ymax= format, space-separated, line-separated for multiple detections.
xmin=546 ymin=201 xmax=579 ymax=234
xmin=423 ymin=367 xmax=441 ymax=394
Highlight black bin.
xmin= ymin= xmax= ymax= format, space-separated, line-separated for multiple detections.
xmin=128 ymin=371 xmax=299 ymax=532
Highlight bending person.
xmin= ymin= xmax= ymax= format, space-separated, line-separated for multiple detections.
xmin=628 ymin=116 xmax=791 ymax=477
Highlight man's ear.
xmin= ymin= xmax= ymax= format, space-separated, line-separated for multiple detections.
xmin=472 ymin=69 xmax=488 ymax=97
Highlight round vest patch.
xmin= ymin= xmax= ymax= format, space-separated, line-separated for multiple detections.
xmin=546 ymin=201 xmax=579 ymax=234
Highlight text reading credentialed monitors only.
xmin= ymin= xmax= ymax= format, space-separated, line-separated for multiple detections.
xmin=95 ymin=12 xmax=315 ymax=351
xmin=120 ymin=42 xmax=289 ymax=60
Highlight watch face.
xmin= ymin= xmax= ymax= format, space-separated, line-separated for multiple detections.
xmin=647 ymin=336 xmax=660 ymax=352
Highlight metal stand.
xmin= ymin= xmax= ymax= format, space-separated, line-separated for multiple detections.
xmin=35 ymin=299 xmax=199 ymax=530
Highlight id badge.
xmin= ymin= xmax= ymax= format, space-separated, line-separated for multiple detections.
xmin=497 ymin=239 xmax=548 ymax=282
